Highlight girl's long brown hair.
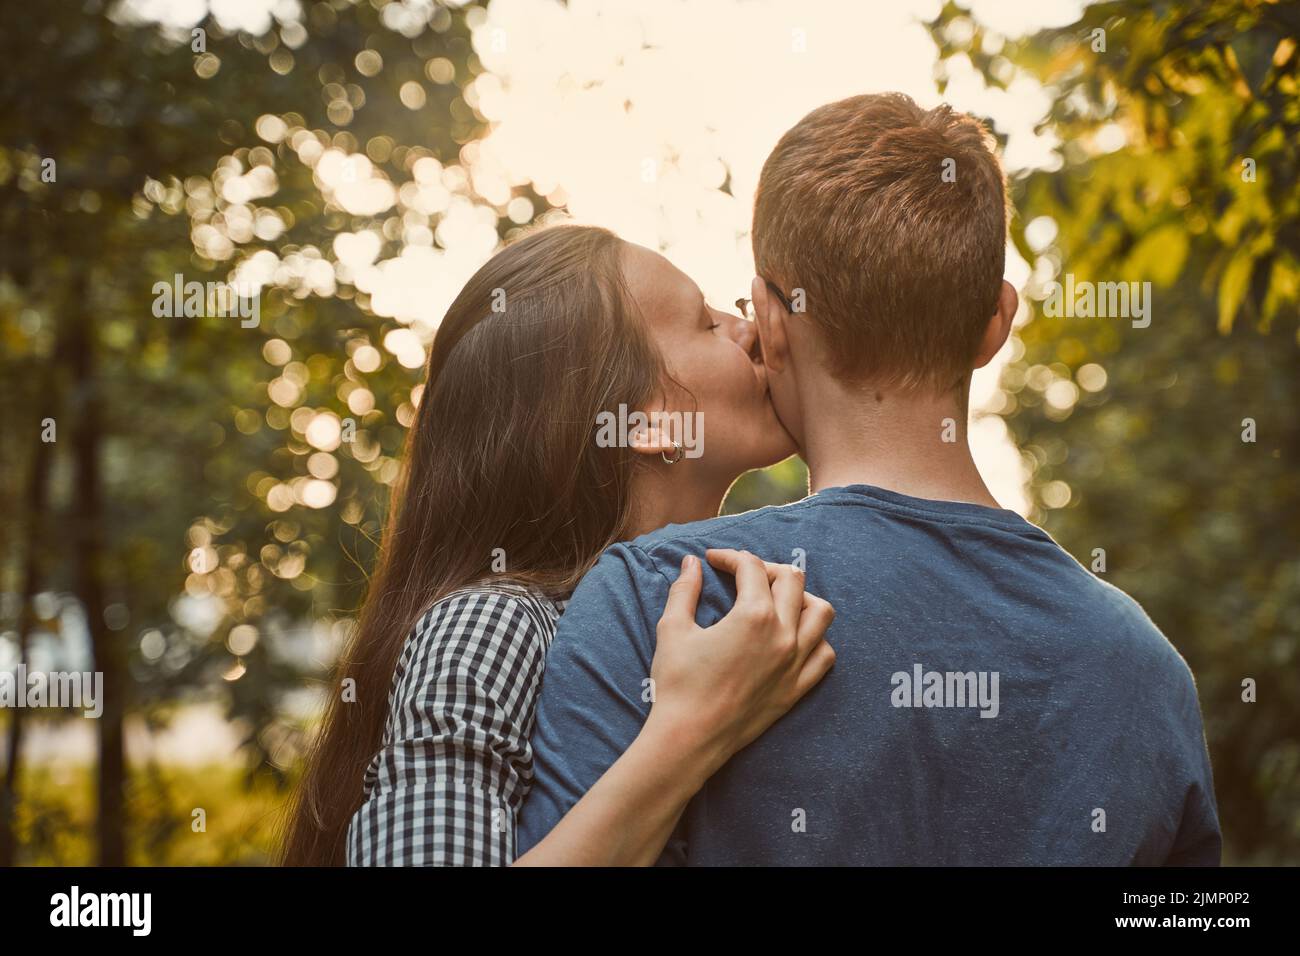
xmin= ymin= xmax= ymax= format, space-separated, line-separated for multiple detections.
xmin=281 ymin=225 xmax=664 ymax=865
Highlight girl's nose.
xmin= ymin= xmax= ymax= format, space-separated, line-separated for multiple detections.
xmin=724 ymin=310 xmax=758 ymax=354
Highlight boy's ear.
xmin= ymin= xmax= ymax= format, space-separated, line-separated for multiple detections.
xmin=751 ymin=275 xmax=789 ymax=373
xmin=973 ymin=280 xmax=1018 ymax=370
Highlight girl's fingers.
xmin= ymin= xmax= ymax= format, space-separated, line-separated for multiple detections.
xmin=705 ymin=549 xmax=776 ymax=619
xmin=792 ymin=638 xmax=837 ymax=699
xmin=767 ymin=564 xmax=805 ymax=632
xmin=795 ymin=594 xmax=836 ymax=658
xmin=660 ymin=554 xmax=703 ymax=629
xmin=705 ymin=548 xmax=820 ymax=634
xmin=705 ymin=548 xmax=785 ymax=585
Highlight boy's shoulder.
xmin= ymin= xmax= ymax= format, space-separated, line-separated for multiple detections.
xmin=623 ymin=495 xmax=828 ymax=563
xmin=565 ymin=498 xmax=823 ymax=614
xmin=1087 ymin=574 xmax=1198 ymax=685
xmin=618 ymin=495 xmax=1192 ymax=677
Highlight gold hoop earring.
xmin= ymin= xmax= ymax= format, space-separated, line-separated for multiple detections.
xmin=661 ymin=441 xmax=684 ymax=465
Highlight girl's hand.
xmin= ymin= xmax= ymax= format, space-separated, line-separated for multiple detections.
xmin=513 ymin=549 xmax=834 ymax=867
xmin=646 ymin=549 xmax=836 ymax=774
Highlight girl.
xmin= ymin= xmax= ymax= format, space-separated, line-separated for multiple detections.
xmin=282 ymin=225 xmax=834 ymax=865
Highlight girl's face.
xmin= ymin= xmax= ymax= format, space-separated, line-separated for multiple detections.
xmin=619 ymin=242 xmax=796 ymax=492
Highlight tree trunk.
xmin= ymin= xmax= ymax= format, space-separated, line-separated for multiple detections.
xmin=0 ymin=393 xmax=55 ymax=866
xmin=67 ymin=275 xmax=125 ymax=866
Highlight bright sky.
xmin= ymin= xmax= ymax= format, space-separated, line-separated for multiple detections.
xmin=461 ymin=0 xmax=1087 ymax=513
xmin=124 ymin=0 xmax=1092 ymax=514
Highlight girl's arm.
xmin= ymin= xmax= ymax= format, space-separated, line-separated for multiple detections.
xmin=347 ymin=587 xmax=552 ymax=866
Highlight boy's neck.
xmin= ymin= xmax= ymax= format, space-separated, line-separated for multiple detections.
xmin=800 ymin=378 xmax=1002 ymax=509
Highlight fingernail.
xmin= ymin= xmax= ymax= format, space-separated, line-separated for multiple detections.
xmin=682 ymin=555 xmax=697 ymax=571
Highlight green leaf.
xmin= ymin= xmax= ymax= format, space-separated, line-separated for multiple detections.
xmin=1217 ymin=248 xmax=1255 ymax=333
xmin=1126 ymin=223 xmax=1190 ymax=286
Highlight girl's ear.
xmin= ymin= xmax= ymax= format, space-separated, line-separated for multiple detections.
xmin=751 ymin=275 xmax=789 ymax=373
xmin=627 ymin=423 xmax=677 ymax=457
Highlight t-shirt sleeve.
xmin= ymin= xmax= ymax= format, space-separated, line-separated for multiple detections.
xmin=346 ymin=591 xmax=550 ymax=866
xmin=516 ymin=542 xmax=684 ymax=862
xmin=1103 ymin=586 xmax=1223 ymax=867
xmin=1162 ymin=667 xmax=1222 ymax=866
xmin=1164 ymin=774 xmax=1221 ymax=865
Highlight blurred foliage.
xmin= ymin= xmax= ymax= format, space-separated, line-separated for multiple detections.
xmin=930 ymin=0 xmax=1299 ymax=862
xmin=724 ymin=456 xmax=808 ymax=514
xmin=0 ymin=0 xmax=528 ymax=863
xmin=4 ymin=747 xmax=283 ymax=866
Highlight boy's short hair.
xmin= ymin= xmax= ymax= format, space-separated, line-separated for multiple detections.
xmin=753 ymin=93 xmax=1008 ymax=392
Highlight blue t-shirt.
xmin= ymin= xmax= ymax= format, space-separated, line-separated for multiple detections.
xmin=517 ymin=485 xmax=1221 ymax=865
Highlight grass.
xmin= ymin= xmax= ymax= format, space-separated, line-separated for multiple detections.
xmin=9 ymin=761 xmax=289 ymax=866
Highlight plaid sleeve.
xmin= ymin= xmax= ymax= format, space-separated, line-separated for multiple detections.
xmin=346 ymin=587 xmax=556 ymax=866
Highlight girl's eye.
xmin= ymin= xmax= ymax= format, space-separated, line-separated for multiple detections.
xmin=707 ymin=321 xmax=721 ymax=331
